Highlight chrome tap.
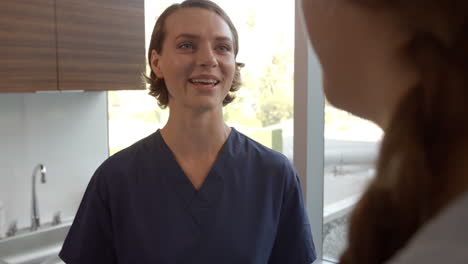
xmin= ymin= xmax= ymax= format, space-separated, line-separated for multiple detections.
xmin=31 ymin=164 xmax=46 ymax=231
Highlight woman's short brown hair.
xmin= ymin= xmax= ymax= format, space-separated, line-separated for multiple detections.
xmin=144 ymin=0 xmax=244 ymax=109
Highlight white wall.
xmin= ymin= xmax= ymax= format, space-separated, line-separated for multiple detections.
xmin=0 ymin=92 xmax=109 ymax=233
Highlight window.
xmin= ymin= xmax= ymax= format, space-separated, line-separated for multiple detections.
xmin=322 ymin=106 xmax=382 ymax=261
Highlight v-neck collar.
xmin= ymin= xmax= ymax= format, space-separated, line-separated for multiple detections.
xmin=156 ymin=128 xmax=236 ymax=228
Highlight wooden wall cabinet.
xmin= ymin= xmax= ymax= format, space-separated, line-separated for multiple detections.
xmin=0 ymin=0 xmax=145 ymax=93
xmin=0 ymin=1 xmax=58 ymax=92
xmin=56 ymin=0 xmax=145 ymax=91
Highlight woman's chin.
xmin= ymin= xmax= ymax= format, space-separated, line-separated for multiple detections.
xmin=185 ymin=99 xmax=224 ymax=113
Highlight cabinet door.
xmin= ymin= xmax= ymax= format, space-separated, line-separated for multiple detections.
xmin=0 ymin=1 xmax=58 ymax=92
xmin=56 ymin=0 xmax=145 ymax=91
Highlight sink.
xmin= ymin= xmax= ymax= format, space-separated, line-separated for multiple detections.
xmin=0 ymin=221 xmax=71 ymax=264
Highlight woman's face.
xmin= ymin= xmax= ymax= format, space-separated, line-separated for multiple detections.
xmin=151 ymin=7 xmax=236 ymax=112
xmin=301 ymin=0 xmax=418 ymax=128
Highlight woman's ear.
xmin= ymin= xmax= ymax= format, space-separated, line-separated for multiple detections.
xmin=150 ymin=49 xmax=164 ymax=79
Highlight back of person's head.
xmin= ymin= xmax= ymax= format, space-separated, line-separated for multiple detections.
xmin=337 ymin=1 xmax=468 ymax=263
xmin=145 ymin=0 xmax=244 ymax=108
xmin=302 ymin=0 xmax=468 ymax=263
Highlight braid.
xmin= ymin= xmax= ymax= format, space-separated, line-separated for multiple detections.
xmin=340 ymin=4 xmax=468 ymax=264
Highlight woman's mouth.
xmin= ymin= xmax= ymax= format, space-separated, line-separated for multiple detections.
xmin=189 ymin=79 xmax=220 ymax=85
xmin=188 ymin=78 xmax=220 ymax=92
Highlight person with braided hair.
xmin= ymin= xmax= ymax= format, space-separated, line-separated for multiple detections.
xmin=300 ymin=0 xmax=468 ymax=263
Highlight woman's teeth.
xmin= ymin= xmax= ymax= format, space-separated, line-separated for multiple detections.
xmin=189 ymin=79 xmax=219 ymax=84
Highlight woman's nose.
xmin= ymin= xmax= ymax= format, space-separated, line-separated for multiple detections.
xmin=197 ymin=45 xmax=218 ymax=68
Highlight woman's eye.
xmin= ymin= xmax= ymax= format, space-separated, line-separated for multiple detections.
xmin=217 ymin=45 xmax=231 ymax=52
xmin=178 ymin=43 xmax=194 ymax=49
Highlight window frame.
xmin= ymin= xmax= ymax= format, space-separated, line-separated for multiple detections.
xmin=294 ymin=1 xmax=327 ymax=262
xmin=293 ymin=9 xmax=326 ymax=262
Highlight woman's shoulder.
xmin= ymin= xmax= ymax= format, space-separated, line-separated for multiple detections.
xmin=387 ymin=191 xmax=468 ymax=264
xmin=93 ymin=130 xmax=164 ymax=182
xmin=231 ymin=127 xmax=291 ymax=165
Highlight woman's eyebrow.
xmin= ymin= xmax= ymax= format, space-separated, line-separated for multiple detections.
xmin=215 ymin=36 xmax=233 ymax=43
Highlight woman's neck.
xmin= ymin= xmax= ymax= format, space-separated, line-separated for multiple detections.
xmin=160 ymin=106 xmax=231 ymax=159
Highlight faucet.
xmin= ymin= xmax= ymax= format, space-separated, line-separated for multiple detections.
xmin=31 ymin=164 xmax=47 ymax=231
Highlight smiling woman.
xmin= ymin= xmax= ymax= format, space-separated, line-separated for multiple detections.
xmin=58 ymin=1 xmax=315 ymax=263
xmin=148 ymin=7 xmax=237 ymax=112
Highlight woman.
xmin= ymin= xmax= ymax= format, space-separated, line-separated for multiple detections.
xmin=301 ymin=0 xmax=468 ymax=263
xmin=59 ymin=1 xmax=316 ymax=263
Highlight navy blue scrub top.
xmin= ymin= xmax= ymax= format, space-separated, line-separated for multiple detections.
xmin=60 ymin=128 xmax=316 ymax=264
